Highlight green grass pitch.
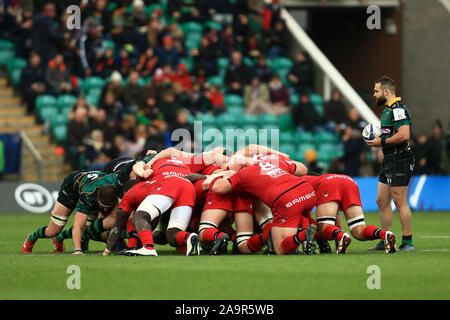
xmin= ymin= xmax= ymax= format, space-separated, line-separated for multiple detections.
xmin=0 ymin=212 xmax=449 ymax=300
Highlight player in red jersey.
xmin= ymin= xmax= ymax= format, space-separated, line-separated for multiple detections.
xmin=102 ymin=147 xmax=226 ymax=256
xmin=303 ymin=174 xmax=396 ymax=254
xmin=212 ymin=152 xmax=319 ymax=255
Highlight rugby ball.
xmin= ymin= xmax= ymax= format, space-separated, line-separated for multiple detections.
xmin=362 ymin=123 xmax=382 ymax=141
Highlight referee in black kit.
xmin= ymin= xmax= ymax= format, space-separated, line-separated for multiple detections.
xmin=366 ymin=76 xmax=415 ymax=251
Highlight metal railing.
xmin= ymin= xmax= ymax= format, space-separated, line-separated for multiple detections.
xmin=20 ymin=131 xmax=43 ymax=182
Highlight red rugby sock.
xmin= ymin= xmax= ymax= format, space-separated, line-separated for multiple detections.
xmin=175 ymin=231 xmax=190 ymax=247
xmin=201 ymin=228 xmax=224 ymax=242
xmin=280 ymin=235 xmax=299 ymax=254
xmin=138 ymin=230 xmax=154 ymax=248
xmin=247 ymin=234 xmax=264 ymax=252
xmin=363 ymin=225 xmax=386 ymax=240
xmin=261 ymin=222 xmax=273 ymax=242
xmin=322 ymin=225 xmax=344 ymax=241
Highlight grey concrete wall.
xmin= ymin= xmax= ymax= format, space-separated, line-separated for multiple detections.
xmin=402 ymin=0 xmax=450 ymax=134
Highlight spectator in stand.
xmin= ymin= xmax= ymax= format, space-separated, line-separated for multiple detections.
xmin=89 ymin=108 xmax=115 ymax=144
xmin=288 ymin=52 xmax=315 ymax=94
xmin=205 ymin=84 xmax=226 ymax=115
xmin=79 ymin=23 xmax=104 ymax=77
xmin=220 ymin=25 xmax=236 ymax=57
xmin=414 ymin=132 xmax=428 ymax=175
xmin=323 ymin=89 xmax=347 ymax=133
xmin=118 ymin=114 xmax=138 ymax=142
xmin=233 ymin=14 xmax=251 ymax=48
xmin=253 ymin=57 xmax=274 ymax=83
xmin=171 ymin=63 xmax=192 ymax=91
xmin=341 ymin=108 xmax=366 ymax=177
xmin=115 ymin=15 xmax=146 ymax=55
xmin=244 ymin=31 xmax=265 ymax=59
xmin=122 ymin=70 xmax=145 ymax=114
xmin=11 ymin=8 xmax=34 ymax=58
xmin=425 ymin=119 xmax=445 ymax=175
xmin=145 ymin=68 xmax=173 ymax=102
xmin=100 ymin=70 xmax=124 ymax=111
xmin=127 ymin=123 xmax=148 ymax=158
xmin=263 ymin=19 xmax=289 ymax=58
xmin=146 ymin=16 xmax=165 ymax=48
xmin=20 ymin=52 xmax=46 ymax=114
xmin=30 ymin=3 xmax=63 ymax=65
xmin=45 ymin=54 xmax=76 ymax=96
xmin=243 ymin=77 xmax=272 ymax=116
xmin=131 ymin=0 xmax=148 ymax=27
xmin=115 ymin=46 xmax=133 ymax=77
xmin=206 ymin=0 xmax=234 ymax=24
xmin=84 ymin=130 xmax=113 ymax=171
xmin=262 ymin=0 xmax=282 ymax=31
xmin=192 ymin=37 xmax=220 ymax=78
xmin=94 ymin=47 xmax=116 ymax=78
xmin=82 ymin=0 xmax=112 ymax=34
xmin=159 ymin=90 xmax=182 ymax=127
xmin=224 ymin=51 xmax=253 ymax=96
xmin=292 ymin=92 xmax=322 ymax=132
xmin=268 ymin=75 xmax=290 ymax=115
xmin=143 ymin=124 xmax=167 ymax=152
xmin=156 ymin=36 xmax=179 ymax=70
xmin=68 ymin=96 xmax=97 ymax=121
xmin=304 ymin=149 xmax=323 ymax=175
xmin=67 ymin=107 xmax=91 ymax=170
xmin=136 ymin=47 xmax=159 ymax=77
xmin=183 ymin=81 xmax=211 ymax=115
xmin=140 ymin=96 xmax=162 ymax=121
xmin=170 ymin=109 xmax=195 ymax=150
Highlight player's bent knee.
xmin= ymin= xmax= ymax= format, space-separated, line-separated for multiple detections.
xmin=236 ymin=232 xmax=253 ymax=254
xmin=198 ymin=221 xmax=219 ymax=240
xmin=166 ymin=227 xmax=181 ymax=247
xmin=350 ymin=225 xmax=366 ymax=241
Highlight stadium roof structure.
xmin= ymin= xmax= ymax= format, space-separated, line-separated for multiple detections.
xmin=282 ymin=0 xmax=400 ymax=8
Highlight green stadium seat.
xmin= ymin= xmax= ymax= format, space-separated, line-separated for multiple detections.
xmin=310 ymin=93 xmax=324 ymax=105
xmin=207 ymin=75 xmax=224 ymax=87
xmin=218 ymin=113 xmax=238 ymax=128
xmin=182 ymin=22 xmax=203 ymax=34
xmin=278 ymin=113 xmax=294 ymax=132
xmin=102 ymin=39 xmax=116 ymax=51
xmin=36 ymin=95 xmax=57 ymax=114
xmin=39 ymin=106 xmax=58 ymax=122
xmin=0 ymin=49 xmax=14 ymax=66
xmin=227 ymin=105 xmax=244 ymax=116
xmin=196 ymin=113 xmax=217 ymax=127
xmin=243 ymin=56 xmax=254 ymax=67
xmin=205 ymin=20 xmax=222 ymax=31
xmin=279 ymin=144 xmax=296 ymax=158
xmin=240 ymin=114 xmax=258 ymax=127
xmin=258 ymin=114 xmax=278 ymax=127
xmin=217 ymin=57 xmax=229 ymax=70
xmin=317 ymin=143 xmax=339 ymax=161
xmin=314 ymin=131 xmax=337 ymax=144
xmin=50 ymin=113 xmax=68 ymax=128
xmin=57 ymin=94 xmax=77 ymax=110
xmin=294 ymin=131 xmax=315 ymax=144
xmin=279 ymin=131 xmax=294 ymax=144
xmin=82 ymin=76 xmax=105 ymax=93
xmin=273 ymin=57 xmax=294 ymax=70
xmin=290 ymin=93 xmax=299 ymax=106
xmin=7 ymin=57 xmax=27 ymax=77
xmin=53 ymin=125 xmax=67 ymax=142
xmin=224 ymin=94 xmax=243 ymax=107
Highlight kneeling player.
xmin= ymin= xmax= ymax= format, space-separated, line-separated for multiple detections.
xmin=303 ymin=174 xmax=396 ymax=254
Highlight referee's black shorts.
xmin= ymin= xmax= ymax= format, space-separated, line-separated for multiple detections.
xmin=378 ymin=148 xmax=415 ymax=187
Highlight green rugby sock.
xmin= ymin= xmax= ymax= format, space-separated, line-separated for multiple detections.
xmin=28 ymin=226 xmax=47 ymax=243
xmin=402 ymin=235 xmax=413 ymax=246
xmin=82 ymin=218 xmax=105 ymax=242
xmin=55 ymin=227 xmax=73 ymax=242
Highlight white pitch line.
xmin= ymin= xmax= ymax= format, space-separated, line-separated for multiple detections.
xmin=419 ymin=249 xmax=448 ymax=252
xmin=420 ymin=236 xmax=450 ymax=239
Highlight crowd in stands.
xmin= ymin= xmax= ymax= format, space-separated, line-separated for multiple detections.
xmin=0 ymin=0 xmax=448 ymax=176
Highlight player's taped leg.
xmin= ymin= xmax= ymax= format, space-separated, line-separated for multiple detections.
xmin=136 ymin=194 xmax=173 ymax=221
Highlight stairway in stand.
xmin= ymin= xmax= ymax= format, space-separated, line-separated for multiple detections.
xmin=0 ymin=76 xmax=70 ymax=182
